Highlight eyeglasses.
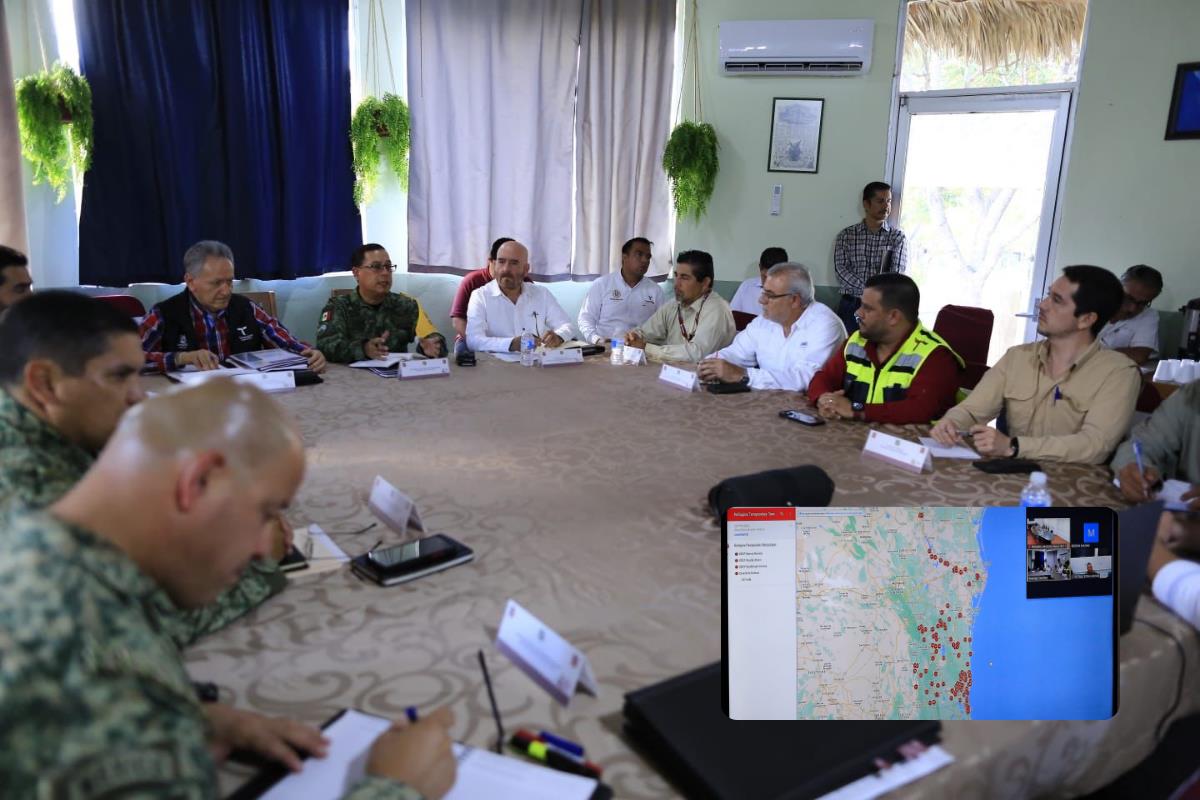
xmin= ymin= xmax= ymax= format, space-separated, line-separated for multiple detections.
xmin=760 ymin=289 xmax=798 ymax=301
xmin=1123 ymin=292 xmax=1152 ymax=310
xmin=358 ymin=262 xmax=396 ymax=273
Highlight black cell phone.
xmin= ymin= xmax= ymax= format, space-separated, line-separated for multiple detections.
xmin=972 ymin=458 xmax=1042 ymax=474
xmin=778 ymin=409 xmax=825 ymax=426
xmin=706 ymin=381 xmax=751 ymax=394
xmin=278 ymin=545 xmax=309 ymax=573
xmin=351 ymin=534 xmax=474 ymax=586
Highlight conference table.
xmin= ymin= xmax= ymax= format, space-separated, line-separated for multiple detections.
xmin=176 ymin=356 xmax=1200 ymax=799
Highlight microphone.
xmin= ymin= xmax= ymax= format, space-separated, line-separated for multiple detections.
xmin=455 ymin=338 xmax=476 ymax=367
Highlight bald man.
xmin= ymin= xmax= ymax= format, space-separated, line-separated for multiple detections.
xmin=464 ymin=240 xmax=574 ymax=352
xmin=0 ymin=381 xmax=457 ymax=799
xmin=0 ymin=291 xmax=286 ymax=648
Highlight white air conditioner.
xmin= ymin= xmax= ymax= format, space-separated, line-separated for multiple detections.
xmin=719 ymin=19 xmax=874 ymax=76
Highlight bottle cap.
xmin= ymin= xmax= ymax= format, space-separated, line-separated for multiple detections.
xmin=1030 ymin=471 xmax=1047 ymax=485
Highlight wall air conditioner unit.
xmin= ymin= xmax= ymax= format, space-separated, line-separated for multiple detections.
xmin=719 ymin=19 xmax=874 ymax=76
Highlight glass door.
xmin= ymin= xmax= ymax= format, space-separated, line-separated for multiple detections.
xmin=891 ymin=91 xmax=1072 ymax=364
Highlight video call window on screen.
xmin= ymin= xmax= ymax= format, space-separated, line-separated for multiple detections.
xmin=724 ymin=507 xmax=1118 ymax=722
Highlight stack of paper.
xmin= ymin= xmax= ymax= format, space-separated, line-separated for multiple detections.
xmin=349 ymin=352 xmax=418 ymax=377
xmin=229 ymin=349 xmax=309 ymax=372
xmin=166 ymin=367 xmax=296 ymax=394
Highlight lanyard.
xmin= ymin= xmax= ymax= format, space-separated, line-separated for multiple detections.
xmin=676 ymin=293 xmax=709 ymax=343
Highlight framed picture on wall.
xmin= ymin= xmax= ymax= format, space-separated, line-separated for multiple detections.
xmin=1165 ymin=61 xmax=1200 ymax=140
xmin=768 ymin=98 xmax=824 ymax=173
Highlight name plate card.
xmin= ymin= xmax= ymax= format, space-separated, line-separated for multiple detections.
xmin=367 ymin=475 xmax=425 ymax=535
xmin=862 ymin=430 xmax=933 ymax=474
xmin=622 ymin=346 xmax=647 ymax=365
xmin=495 ymin=599 xmax=598 ymax=706
xmin=658 ymin=363 xmax=698 ymax=392
xmin=539 ymin=348 xmax=584 ymax=367
xmin=398 ymin=357 xmax=450 ymax=379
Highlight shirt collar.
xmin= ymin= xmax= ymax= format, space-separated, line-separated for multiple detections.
xmin=35 ymin=511 xmax=164 ymax=603
xmin=187 ymin=291 xmax=225 ymax=320
xmin=860 ymin=219 xmax=893 ymax=233
xmin=1035 ymin=336 xmax=1104 ymax=373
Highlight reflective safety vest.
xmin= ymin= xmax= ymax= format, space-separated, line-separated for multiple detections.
xmin=842 ymin=322 xmax=964 ymax=405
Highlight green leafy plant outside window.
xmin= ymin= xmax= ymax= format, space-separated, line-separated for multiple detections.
xmin=14 ymin=62 xmax=93 ymax=202
xmin=350 ymin=93 xmax=410 ymax=207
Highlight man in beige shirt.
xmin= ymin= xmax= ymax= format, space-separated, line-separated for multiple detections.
xmin=931 ymin=265 xmax=1139 ymax=464
xmin=626 ymin=250 xmax=735 ymax=363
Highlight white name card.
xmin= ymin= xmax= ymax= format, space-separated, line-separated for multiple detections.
xmin=367 ymin=475 xmax=424 ymax=535
xmin=539 ymin=348 xmax=584 ymax=367
xmin=232 ymin=370 xmax=296 ymax=394
xmin=623 ymin=346 xmax=647 ymax=365
xmin=862 ymin=430 xmax=933 ymax=474
xmin=659 ymin=363 xmax=698 ymax=391
xmin=398 ymin=357 xmax=450 ymax=379
xmin=495 ymin=599 xmax=597 ymax=706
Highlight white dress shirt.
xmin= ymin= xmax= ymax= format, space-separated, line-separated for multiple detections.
xmin=1153 ymin=558 xmax=1200 ymax=630
xmin=577 ymin=272 xmax=663 ymax=343
xmin=729 ymin=277 xmax=764 ymax=315
xmin=1098 ymin=307 xmax=1160 ymax=358
xmin=465 ymin=281 xmax=575 ymax=352
xmin=710 ymin=302 xmax=846 ymax=391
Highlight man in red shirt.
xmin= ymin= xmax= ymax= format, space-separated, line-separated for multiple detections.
xmin=449 ymin=236 xmax=533 ymax=342
xmin=807 ymin=273 xmax=962 ymax=425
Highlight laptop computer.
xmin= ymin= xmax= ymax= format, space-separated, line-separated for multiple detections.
xmin=1117 ymin=500 xmax=1165 ymax=635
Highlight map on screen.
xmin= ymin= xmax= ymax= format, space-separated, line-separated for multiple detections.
xmin=725 ymin=506 xmax=1116 ymax=721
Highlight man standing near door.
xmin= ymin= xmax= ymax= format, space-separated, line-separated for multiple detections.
xmin=833 ymin=182 xmax=908 ymax=334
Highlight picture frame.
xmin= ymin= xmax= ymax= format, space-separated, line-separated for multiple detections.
xmin=767 ymin=97 xmax=824 ymax=173
xmin=1165 ymin=61 xmax=1200 ymax=140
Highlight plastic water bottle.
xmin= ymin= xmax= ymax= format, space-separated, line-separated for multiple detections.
xmin=520 ymin=329 xmax=536 ymax=367
xmin=1020 ymin=471 xmax=1052 ymax=507
xmin=610 ymin=333 xmax=624 ymax=365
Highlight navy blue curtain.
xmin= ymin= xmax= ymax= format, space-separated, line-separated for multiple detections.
xmin=75 ymin=0 xmax=360 ymax=285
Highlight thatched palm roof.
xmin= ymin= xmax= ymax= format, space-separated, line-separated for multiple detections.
xmin=906 ymin=0 xmax=1087 ymax=66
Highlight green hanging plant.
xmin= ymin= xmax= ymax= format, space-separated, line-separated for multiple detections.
xmin=14 ymin=62 xmax=93 ymax=202
xmin=350 ymin=93 xmax=410 ymax=206
xmin=662 ymin=121 xmax=719 ymax=222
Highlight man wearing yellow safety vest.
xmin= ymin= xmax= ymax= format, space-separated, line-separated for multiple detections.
xmin=808 ymin=273 xmax=963 ymax=424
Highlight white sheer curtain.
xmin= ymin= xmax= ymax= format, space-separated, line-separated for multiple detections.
xmin=573 ymin=0 xmax=675 ymax=278
xmin=0 ymin=2 xmax=27 ymax=252
xmin=406 ymin=0 xmax=582 ymax=277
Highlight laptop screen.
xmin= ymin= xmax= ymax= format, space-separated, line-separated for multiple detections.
xmin=724 ymin=506 xmax=1118 ymax=720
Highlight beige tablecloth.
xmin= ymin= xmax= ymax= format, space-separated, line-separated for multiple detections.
xmin=180 ymin=358 xmax=1199 ymax=799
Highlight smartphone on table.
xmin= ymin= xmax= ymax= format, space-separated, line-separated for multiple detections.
xmin=778 ymin=409 xmax=825 ymax=426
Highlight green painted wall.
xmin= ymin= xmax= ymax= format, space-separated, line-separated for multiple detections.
xmin=675 ymin=1 xmax=902 ymax=286
xmin=1055 ymin=0 xmax=1200 ymax=314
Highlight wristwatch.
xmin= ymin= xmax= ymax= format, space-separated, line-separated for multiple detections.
xmin=851 ymin=401 xmax=865 ymax=412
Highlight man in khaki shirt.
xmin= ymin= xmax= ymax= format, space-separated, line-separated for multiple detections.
xmin=626 ymin=250 xmax=735 ymax=363
xmin=931 ymin=265 xmax=1139 ymax=465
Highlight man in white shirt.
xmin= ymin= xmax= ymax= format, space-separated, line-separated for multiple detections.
xmin=576 ymin=237 xmax=663 ymax=343
xmin=464 ymin=240 xmax=574 ymax=352
xmin=698 ymin=262 xmax=845 ymax=391
xmin=729 ymin=246 xmax=789 ymax=316
xmin=1097 ymin=264 xmax=1163 ymax=365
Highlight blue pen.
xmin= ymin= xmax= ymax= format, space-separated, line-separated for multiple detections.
xmin=406 ymin=706 xmax=419 ymax=723
xmin=1133 ymin=439 xmax=1146 ymax=477
xmin=1053 ymin=385 xmax=1062 ymax=404
xmin=537 ymin=730 xmax=585 ymax=758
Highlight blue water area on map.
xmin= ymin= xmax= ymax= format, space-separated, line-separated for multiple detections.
xmin=969 ymin=507 xmax=1114 ymax=719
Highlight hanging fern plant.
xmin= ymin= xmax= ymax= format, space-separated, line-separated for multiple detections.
xmin=14 ymin=62 xmax=93 ymax=202
xmin=350 ymin=93 xmax=410 ymax=206
xmin=662 ymin=121 xmax=719 ymax=222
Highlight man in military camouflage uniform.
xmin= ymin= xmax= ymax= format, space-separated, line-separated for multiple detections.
xmin=0 ymin=380 xmax=457 ymax=798
xmin=316 ymin=243 xmax=447 ymax=362
xmin=0 ymin=291 xmax=286 ymax=648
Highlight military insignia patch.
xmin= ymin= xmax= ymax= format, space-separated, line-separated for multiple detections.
xmin=321 ymin=310 xmax=333 ymax=322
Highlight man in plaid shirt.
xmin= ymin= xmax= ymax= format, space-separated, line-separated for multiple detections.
xmin=833 ymin=181 xmax=908 ymax=334
xmin=139 ymin=240 xmax=327 ymax=373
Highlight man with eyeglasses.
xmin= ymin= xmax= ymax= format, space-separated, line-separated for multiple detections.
xmin=627 ymin=250 xmax=735 ymax=364
xmin=316 ymin=243 xmax=447 ymax=363
xmin=1097 ymin=264 xmax=1164 ymax=366
xmin=697 ymin=262 xmax=842 ymax=390
xmin=931 ymin=265 xmax=1140 ymax=464
xmin=729 ymin=246 xmax=789 ymax=317
xmin=808 ymin=273 xmax=962 ymax=423
xmin=140 ymin=240 xmax=327 ymax=373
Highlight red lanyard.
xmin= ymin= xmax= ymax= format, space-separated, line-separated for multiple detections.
xmin=676 ymin=293 xmax=709 ymax=343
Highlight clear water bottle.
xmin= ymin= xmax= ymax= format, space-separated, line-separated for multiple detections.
xmin=520 ymin=329 xmax=536 ymax=367
xmin=610 ymin=333 xmax=624 ymax=365
xmin=1020 ymin=471 xmax=1052 ymax=507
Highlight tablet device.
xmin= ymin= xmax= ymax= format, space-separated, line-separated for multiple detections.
xmin=724 ymin=506 xmax=1118 ymax=720
xmin=350 ymin=534 xmax=473 ymax=586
